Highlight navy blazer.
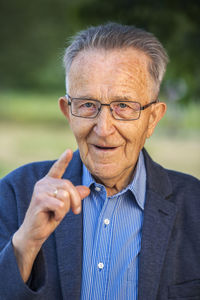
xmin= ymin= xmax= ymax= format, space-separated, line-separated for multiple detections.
xmin=0 ymin=149 xmax=200 ymax=300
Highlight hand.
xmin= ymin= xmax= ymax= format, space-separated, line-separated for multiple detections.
xmin=12 ymin=149 xmax=90 ymax=282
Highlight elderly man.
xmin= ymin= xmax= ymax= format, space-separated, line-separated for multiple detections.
xmin=0 ymin=23 xmax=200 ymax=300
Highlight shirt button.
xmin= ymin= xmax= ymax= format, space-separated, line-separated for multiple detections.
xmin=95 ymin=186 xmax=101 ymax=192
xmin=104 ymin=218 xmax=110 ymax=225
xmin=98 ymin=262 xmax=104 ymax=269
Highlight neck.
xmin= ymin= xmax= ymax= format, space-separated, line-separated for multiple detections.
xmin=94 ymin=164 xmax=136 ymax=197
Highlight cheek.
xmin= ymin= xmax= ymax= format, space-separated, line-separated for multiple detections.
xmin=69 ymin=118 xmax=92 ymax=145
xmin=123 ymin=119 xmax=149 ymax=149
xmin=136 ymin=122 xmax=150 ymax=148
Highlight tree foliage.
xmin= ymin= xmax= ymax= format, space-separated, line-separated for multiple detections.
xmin=78 ymin=0 xmax=200 ymax=103
xmin=0 ymin=0 xmax=199 ymax=103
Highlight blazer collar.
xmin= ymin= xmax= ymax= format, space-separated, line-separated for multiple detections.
xmin=143 ymin=148 xmax=173 ymax=198
xmin=138 ymin=149 xmax=177 ymax=300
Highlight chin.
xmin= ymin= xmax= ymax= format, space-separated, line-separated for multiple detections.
xmin=88 ymin=163 xmax=121 ymax=180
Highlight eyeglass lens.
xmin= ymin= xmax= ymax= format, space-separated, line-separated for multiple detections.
xmin=71 ymin=99 xmax=141 ymax=120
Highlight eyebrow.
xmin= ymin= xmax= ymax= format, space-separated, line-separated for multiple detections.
xmin=70 ymin=95 xmax=96 ymax=100
xmin=112 ymin=95 xmax=137 ymax=101
xmin=69 ymin=94 xmax=137 ymax=102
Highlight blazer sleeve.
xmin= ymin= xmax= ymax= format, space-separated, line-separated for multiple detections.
xmin=0 ymin=175 xmax=48 ymax=299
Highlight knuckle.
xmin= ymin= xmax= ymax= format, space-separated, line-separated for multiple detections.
xmin=33 ymin=194 xmax=44 ymax=206
xmin=62 ymin=181 xmax=69 ymax=190
xmin=58 ymin=200 xmax=70 ymax=217
xmin=32 ymin=189 xmax=48 ymax=204
xmin=62 ymin=190 xmax=69 ymax=199
xmin=37 ymin=177 xmax=47 ymax=185
xmin=63 ymin=179 xmax=72 ymax=187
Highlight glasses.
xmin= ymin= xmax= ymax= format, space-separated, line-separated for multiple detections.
xmin=66 ymin=94 xmax=158 ymax=121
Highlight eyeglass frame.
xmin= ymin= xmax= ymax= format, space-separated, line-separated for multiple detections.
xmin=65 ymin=93 xmax=159 ymax=121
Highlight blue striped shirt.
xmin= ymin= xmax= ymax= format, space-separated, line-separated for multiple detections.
xmin=81 ymin=151 xmax=146 ymax=300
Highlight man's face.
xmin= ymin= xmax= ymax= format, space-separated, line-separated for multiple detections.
xmin=60 ymin=48 xmax=166 ymax=186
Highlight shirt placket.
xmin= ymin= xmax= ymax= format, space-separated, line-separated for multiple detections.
xmin=89 ymin=191 xmax=120 ymax=300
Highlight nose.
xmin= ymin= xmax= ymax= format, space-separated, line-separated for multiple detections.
xmin=93 ymin=105 xmax=116 ymax=137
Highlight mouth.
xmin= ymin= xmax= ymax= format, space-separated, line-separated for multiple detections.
xmin=93 ymin=145 xmax=118 ymax=151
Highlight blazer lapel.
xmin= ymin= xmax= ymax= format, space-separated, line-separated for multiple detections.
xmin=53 ymin=148 xmax=178 ymax=299
xmin=54 ymin=212 xmax=83 ymax=300
xmin=54 ymin=151 xmax=84 ymax=300
xmin=138 ymin=150 xmax=177 ymax=300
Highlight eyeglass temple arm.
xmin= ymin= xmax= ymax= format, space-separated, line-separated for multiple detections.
xmin=140 ymin=99 xmax=159 ymax=110
xmin=65 ymin=94 xmax=72 ymax=105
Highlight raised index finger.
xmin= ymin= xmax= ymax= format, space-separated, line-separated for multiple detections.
xmin=47 ymin=149 xmax=73 ymax=179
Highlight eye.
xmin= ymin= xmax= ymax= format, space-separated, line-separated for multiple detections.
xmin=83 ymin=102 xmax=94 ymax=108
xmin=76 ymin=100 xmax=97 ymax=110
xmin=118 ymin=102 xmax=128 ymax=109
xmin=115 ymin=102 xmax=133 ymax=110
xmin=114 ymin=101 xmax=140 ymax=111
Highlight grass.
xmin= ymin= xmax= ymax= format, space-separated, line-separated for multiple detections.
xmin=0 ymin=122 xmax=77 ymax=177
xmin=145 ymin=133 xmax=200 ymax=178
xmin=0 ymin=91 xmax=64 ymax=124
xmin=0 ymin=91 xmax=199 ymax=179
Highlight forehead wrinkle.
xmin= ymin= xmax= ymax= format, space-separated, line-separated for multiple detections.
xmin=104 ymin=60 xmax=150 ymax=101
xmin=113 ymin=54 xmax=152 ymax=95
xmin=68 ymin=48 xmax=154 ymax=102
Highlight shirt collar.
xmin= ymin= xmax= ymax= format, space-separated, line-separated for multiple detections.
xmin=82 ymin=151 xmax=146 ymax=210
xmin=82 ymin=163 xmax=95 ymax=189
xmin=129 ymin=151 xmax=146 ymax=210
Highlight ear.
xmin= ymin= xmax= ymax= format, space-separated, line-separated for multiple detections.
xmin=59 ymin=97 xmax=70 ymax=121
xmin=146 ymin=102 xmax=167 ymax=138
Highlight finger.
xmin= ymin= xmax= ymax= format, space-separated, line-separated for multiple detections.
xmin=71 ymin=186 xmax=90 ymax=215
xmin=52 ymin=184 xmax=90 ymax=215
xmin=47 ymin=149 xmax=73 ymax=179
xmin=36 ymin=196 xmax=66 ymax=222
xmin=48 ymin=183 xmax=81 ymax=216
xmin=62 ymin=181 xmax=82 ymax=215
xmin=43 ymin=195 xmax=72 ymax=222
xmin=53 ymin=189 xmax=69 ymax=201
xmin=55 ymin=185 xmax=90 ymax=215
xmin=53 ymin=188 xmax=80 ymax=216
xmin=76 ymin=186 xmax=90 ymax=199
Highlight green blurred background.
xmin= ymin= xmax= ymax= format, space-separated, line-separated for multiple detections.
xmin=0 ymin=0 xmax=200 ymax=178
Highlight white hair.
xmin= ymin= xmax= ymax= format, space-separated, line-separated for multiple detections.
xmin=63 ymin=23 xmax=169 ymax=94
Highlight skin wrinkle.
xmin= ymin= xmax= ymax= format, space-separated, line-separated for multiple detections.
xmin=68 ymin=48 xmax=154 ymax=102
xmin=60 ymin=48 xmax=166 ymax=196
